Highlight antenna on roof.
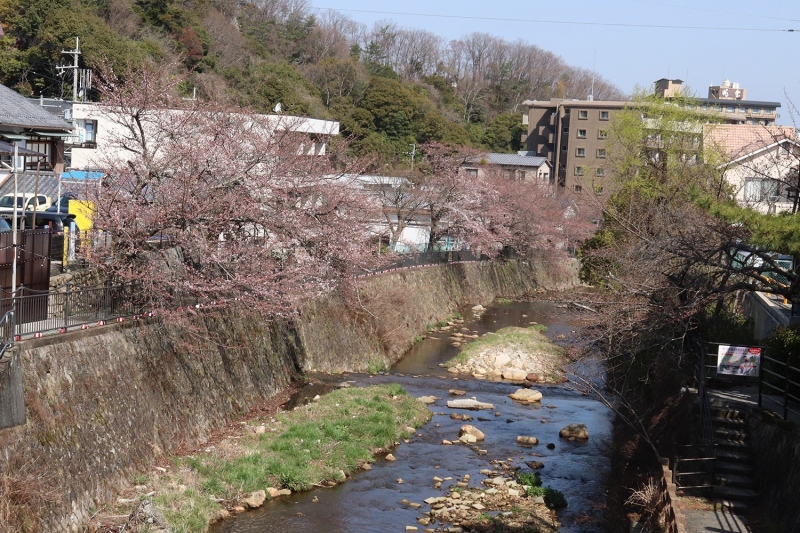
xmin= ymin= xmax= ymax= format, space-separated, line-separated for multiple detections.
xmin=588 ymin=50 xmax=596 ymax=101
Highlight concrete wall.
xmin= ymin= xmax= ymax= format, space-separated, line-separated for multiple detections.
xmin=0 ymin=258 xmax=577 ymax=531
xmin=742 ymin=291 xmax=796 ymax=340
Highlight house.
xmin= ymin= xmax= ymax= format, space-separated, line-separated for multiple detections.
xmin=462 ymin=152 xmax=552 ymax=183
xmin=29 ymin=99 xmax=339 ymax=171
xmin=705 ymin=124 xmax=800 ymax=214
xmin=0 ymin=85 xmax=72 ymax=180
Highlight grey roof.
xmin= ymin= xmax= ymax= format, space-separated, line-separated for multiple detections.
xmin=0 ymin=171 xmax=95 ymax=200
xmin=0 ymin=85 xmax=72 ymax=131
xmin=485 ymin=153 xmax=549 ymax=168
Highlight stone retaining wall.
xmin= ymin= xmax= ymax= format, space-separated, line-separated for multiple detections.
xmin=0 ymin=257 xmax=577 ymax=531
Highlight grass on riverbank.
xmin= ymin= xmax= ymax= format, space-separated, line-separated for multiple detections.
xmin=141 ymin=384 xmax=431 ymax=532
xmin=446 ymin=325 xmax=562 ymax=367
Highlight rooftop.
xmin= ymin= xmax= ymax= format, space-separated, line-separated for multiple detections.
xmin=0 ymin=85 xmax=72 ymax=132
xmin=703 ymin=124 xmax=796 ymax=159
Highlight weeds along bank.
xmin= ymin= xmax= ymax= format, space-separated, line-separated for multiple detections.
xmin=0 ymin=257 xmax=577 ymax=532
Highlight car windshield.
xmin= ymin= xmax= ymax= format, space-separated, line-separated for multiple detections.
xmin=0 ymin=197 xmax=25 ymax=208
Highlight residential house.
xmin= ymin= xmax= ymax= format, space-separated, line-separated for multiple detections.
xmin=0 ymin=85 xmax=72 ymax=181
xmin=705 ymin=124 xmax=799 ymax=214
xmin=462 ymin=151 xmax=552 ymax=183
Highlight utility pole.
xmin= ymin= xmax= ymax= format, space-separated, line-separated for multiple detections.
xmin=56 ymin=37 xmax=81 ymax=102
xmin=407 ymin=143 xmax=416 ymax=175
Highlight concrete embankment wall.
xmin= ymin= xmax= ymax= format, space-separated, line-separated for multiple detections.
xmin=0 ymin=258 xmax=576 ymax=532
xmin=748 ymin=414 xmax=800 ymax=532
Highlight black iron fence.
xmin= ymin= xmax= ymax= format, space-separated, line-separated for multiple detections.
xmin=370 ymin=247 xmax=519 ymax=274
xmin=759 ymin=352 xmax=800 ymax=421
xmin=1 ymin=282 xmax=146 ymax=342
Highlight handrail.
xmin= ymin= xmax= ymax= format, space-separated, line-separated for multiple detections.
xmin=0 ymin=306 xmax=15 ymax=359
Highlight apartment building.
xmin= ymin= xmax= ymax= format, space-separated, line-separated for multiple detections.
xmin=522 ymin=99 xmax=627 ymax=194
xmin=523 ymin=78 xmax=783 ymax=194
xmin=655 ymin=78 xmax=780 ymax=126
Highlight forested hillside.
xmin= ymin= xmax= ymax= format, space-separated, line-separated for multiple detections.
xmin=0 ymin=0 xmax=625 ymax=165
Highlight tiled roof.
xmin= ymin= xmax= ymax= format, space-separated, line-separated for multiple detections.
xmin=485 ymin=153 xmax=549 ymax=167
xmin=0 ymin=171 xmax=96 ymax=200
xmin=0 ymin=85 xmax=72 ymax=131
xmin=703 ymin=124 xmax=796 ymax=159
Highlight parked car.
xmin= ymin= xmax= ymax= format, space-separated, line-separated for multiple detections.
xmin=0 ymin=193 xmax=52 ymax=213
xmin=46 ymin=193 xmax=77 ymax=213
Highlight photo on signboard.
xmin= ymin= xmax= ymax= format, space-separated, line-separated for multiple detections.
xmin=717 ymin=344 xmax=761 ymax=377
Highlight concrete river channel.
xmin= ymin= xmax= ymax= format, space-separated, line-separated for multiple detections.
xmin=211 ymin=300 xmax=613 ymax=533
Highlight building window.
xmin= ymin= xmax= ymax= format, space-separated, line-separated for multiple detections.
xmin=765 ymin=109 xmax=774 ymax=115
xmin=598 ymin=130 xmax=608 ymax=139
xmin=596 ymin=168 xmax=605 ymax=177
xmin=579 ymin=110 xmax=588 ymax=119
xmin=563 ymin=127 xmax=569 ymax=134
xmin=751 ymin=108 xmax=761 ymax=115
xmin=744 ymin=178 xmax=779 ymax=202
xmin=600 ymin=110 xmax=609 ymax=120
xmin=561 ymin=145 xmax=568 ymax=151
xmin=737 ymin=107 xmax=746 ymax=113
xmin=726 ymin=106 xmax=734 ymax=113
xmin=597 ymin=148 xmax=606 ymax=158
xmin=594 ymin=185 xmax=604 ymax=195
xmin=577 ymin=129 xmax=587 ymax=138
xmin=466 ymin=168 xmax=478 ymax=177
xmin=576 ymin=147 xmax=585 ymax=157
xmin=574 ymin=185 xmax=583 ymax=193
xmin=564 ymin=108 xmax=571 ymax=116
xmin=574 ymin=166 xmax=584 ymax=176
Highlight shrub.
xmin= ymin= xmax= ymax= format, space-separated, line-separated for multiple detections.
xmin=543 ymin=487 xmax=568 ymax=509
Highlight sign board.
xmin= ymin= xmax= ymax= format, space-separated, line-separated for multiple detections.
xmin=717 ymin=344 xmax=761 ymax=377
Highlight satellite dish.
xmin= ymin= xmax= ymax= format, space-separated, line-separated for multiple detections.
xmin=274 ymin=102 xmax=282 ymax=113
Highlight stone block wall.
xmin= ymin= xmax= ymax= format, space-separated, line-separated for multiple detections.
xmin=0 ymin=257 xmax=578 ymax=531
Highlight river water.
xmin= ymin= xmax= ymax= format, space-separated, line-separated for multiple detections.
xmin=212 ymin=300 xmax=612 ymax=533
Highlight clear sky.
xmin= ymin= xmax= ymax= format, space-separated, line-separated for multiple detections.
xmin=310 ymin=0 xmax=800 ymax=125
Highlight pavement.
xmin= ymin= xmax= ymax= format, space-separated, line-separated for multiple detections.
xmin=683 ymin=506 xmax=751 ymax=533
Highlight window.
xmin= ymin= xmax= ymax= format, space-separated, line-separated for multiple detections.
xmin=596 ymin=168 xmax=605 ymax=177
xmin=564 ymin=108 xmax=571 ymax=116
xmin=466 ymin=168 xmax=478 ymax=177
xmin=594 ymin=185 xmax=604 ymax=195
xmin=726 ymin=106 xmax=734 ymax=113
xmin=574 ymin=166 xmax=584 ymax=176
xmin=744 ymin=178 xmax=779 ymax=202
xmin=737 ymin=107 xmax=746 ymax=113
xmin=579 ymin=110 xmax=588 ymax=119
xmin=574 ymin=185 xmax=583 ymax=193
xmin=577 ymin=129 xmax=587 ymax=138
xmin=563 ymin=127 xmax=569 ymax=134
xmin=77 ymin=119 xmax=98 ymax=145
xmin=597 ymin=148 xmax=606 ymax=158
xmin=502 ymin=169 xmax=513 ymax=179
xmin=561 ymin=145 xmax=568 ymax=151
xmin=599 ymin=110 xmax=609 ymax=120
xmin=765 ymin=108 xmax=774 ymax=115
xmin=576 ymin=147 xmax=585 ymax=157
xmin=598 ymin=130 xmax=608 ymax=139
xmin=750 ymin=108 xmax=761 ymax=115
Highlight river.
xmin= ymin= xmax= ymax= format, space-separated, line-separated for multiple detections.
xmin=211 ymin=300 xmax=612 ymax=533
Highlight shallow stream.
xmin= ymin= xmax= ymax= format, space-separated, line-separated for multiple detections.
xmin=211 ymin=300 xmax=612 ymax=533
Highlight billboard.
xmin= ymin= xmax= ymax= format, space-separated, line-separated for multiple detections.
xmin=717 ymin=345 xmax=761 ymax=377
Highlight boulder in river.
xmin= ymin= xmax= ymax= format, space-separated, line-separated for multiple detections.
xmin=516 ymin=436 xmax=539 ymax=445
xmin=508 ymin=389 xmax=543 ymax=403
xmin=447 ymin=398 xmax=495 ymax=410
xmin=559 ymin=423 xmax=589 ymax=440
xmin=502 ymin=368 xmax=528 ymax=381
xmin=458 ymin=425 xmax=485 ymax=441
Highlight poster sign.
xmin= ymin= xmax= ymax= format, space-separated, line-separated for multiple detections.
xmin=717 ymin=345 xmax=761 ymax=377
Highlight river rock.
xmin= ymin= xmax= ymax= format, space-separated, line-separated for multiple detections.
xmin=526 ymin=372 xmax=539 ymax=382
xmin=267 ymin=487 xmax=280 ymax=498
xmin=458 ymin=425 xmax=485 ymax=441
xmin=472 ymin=304 xmax=485 ymax=311
xmin=502 ymin=368 xmax=528 ymax=381
xmin=493 ymin=353 xmax=511 ymax=368
xmin=442 ymin=439 xmax=453 ymax=445
xmin=277 ymin=489 xmax=292 ymax=496
xmin=525 ymin=461 xmax=545 ymax=469
xmin=385 ymin=453 xmax=396 ymax=461
xmin=559 ymin=423 xmax=589 ymax=440
xmin=458 ymin=433 xmax=477 ymax=444
xmin=243 ymin=490 xmax=266 ymax=509
xmin=449 ymin=389 xmax=467 ymax=396
xmin=447 ymin=398 xmax=494 ymax=410
xmin=516 ymin=435 xmax=539 ymax=445
xmin=450 ymin=413 xmax=472 ymax=421
xmin=417 ymin=395 xmax=438 ymax=404
xmin=508 ymin=389 xmax=543 ymax=402
xmin=361 ymin=462 xmax=372 ymax=470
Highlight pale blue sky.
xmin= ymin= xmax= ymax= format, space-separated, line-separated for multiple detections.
xmin=310 ymin=0 xmax=800 ymax=125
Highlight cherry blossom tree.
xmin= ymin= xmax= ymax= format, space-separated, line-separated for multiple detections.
xmin=83 ymin=60 xmax=381 ymax=313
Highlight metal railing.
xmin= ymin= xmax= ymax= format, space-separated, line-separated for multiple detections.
xmin=0 ymin=282 xmax=146 ymax=342
xmin=759 ymin=353 xmax=800 ymax=422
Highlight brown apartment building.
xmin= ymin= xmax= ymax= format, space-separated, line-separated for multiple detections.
xmin=523 ymin=78 xmax=782 ymax=194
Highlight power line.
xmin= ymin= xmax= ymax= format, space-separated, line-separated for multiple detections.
xmin=623 ymin=0 xmax=800 ymax=24
xmin=313 ymin=6 xmax=799 ymax=32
